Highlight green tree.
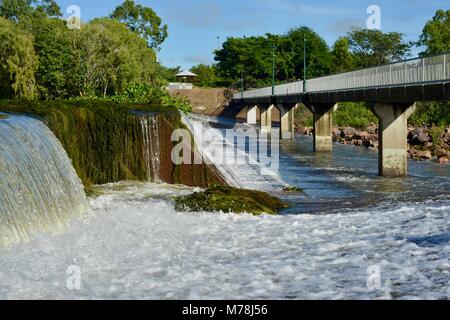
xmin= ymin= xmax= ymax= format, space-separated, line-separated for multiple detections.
xmin=0 ymin=0 xmax=61 ymax=21
xmin=419 ymin=9 xmax=450 ymax=55
xmin=190 ymin=64 xmax=219 ymax=87
xmin=79 ymin=18 xmax=158 ymax=97
xmin=285 ymin=27 xmax=332 ymax=79
xmin=26 ymin=16 xmax=79 ymax=99
xmin=157 ymin=65 xmax=181 ymax=83
xmin=110 ymin=0 xmax=168 ymax=51
xmin=214 ymin=27 xmax=331 ymax=88
xmin=331 ymin=37 xmax=354 ymax=73
xmin=0 ymin=17 xmax=38 ymax=99
xmin=347 ymin=28 xmax=411 ymax=67
xmin=214 ymin=36 xmax=276 ymax=88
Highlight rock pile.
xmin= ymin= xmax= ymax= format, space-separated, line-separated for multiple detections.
xmin=296 ymin=124 xmax=450 ymax=164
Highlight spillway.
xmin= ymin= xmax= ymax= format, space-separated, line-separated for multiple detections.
xmin=0 ymin=114 xmax=88 ymax=247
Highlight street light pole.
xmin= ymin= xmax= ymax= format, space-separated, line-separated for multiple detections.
xmin=303 ymin=37 xmax=307 ymax=92
xmin=241 ymin=69 xmax=244 ymax=99
xmin=272 ymin=45 xmax=275 ymax=96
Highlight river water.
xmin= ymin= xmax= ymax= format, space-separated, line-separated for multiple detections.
xmin=0 ymin=116 xmax=449 ymax=299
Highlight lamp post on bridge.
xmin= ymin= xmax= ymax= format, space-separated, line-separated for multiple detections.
xmin=272 ymin=45 xmax=276 ymax=96
xmin=303 ymin=37 xmax=307 ymax=93
xmin=240 ymin=68 xmax=244 ymax=99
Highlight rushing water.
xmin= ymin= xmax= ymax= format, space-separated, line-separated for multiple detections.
xmin=0 ymin=114 xmax=88 ymax=248
xmin=0 ymin=115 xmax=449 ymax=299
xmin=140 ymin=116 xmax=161 ymax=183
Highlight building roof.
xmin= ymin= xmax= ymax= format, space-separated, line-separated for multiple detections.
xmin=175 ymin=70 xmax=198 ymax=77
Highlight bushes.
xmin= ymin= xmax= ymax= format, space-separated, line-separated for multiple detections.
xmin=334 ymin=103 xmax=378 ymax=129
xmin=111 ymin=84 xmax=192 ymax=113
xmin=295 ymin=102 xmax=377 ymax=129
xmin=409 ymin=102 xmax=450 ymax=127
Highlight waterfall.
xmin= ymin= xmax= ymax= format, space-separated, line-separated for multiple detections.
xmin=181 ymin=113 xmax=288 ymax=191
xmin=0 ymin=114 xmax=88 ymax=248
xmin=140 ymin=116 xmax=161 ymax=183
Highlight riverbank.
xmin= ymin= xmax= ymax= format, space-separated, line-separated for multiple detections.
xmin=296 ymin=124 xmax=450 ymax=164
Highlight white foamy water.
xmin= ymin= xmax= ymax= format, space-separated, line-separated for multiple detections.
xmin=182 ymin=113 xmax=288 ymax=191
xmin=0 ymin=182 xmax=449 ymax=300
xmin=0 ymin=115 xmax=88 ymax=248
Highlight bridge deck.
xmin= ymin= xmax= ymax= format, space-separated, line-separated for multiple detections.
xmin=233 ymin=52 xmax=450 ymax=104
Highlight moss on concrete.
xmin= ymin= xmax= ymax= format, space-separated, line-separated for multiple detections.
xmin=174 ymin=185 xmax=287 ymax=215
xmin=0 ymin=100 xmax=226 ymax=191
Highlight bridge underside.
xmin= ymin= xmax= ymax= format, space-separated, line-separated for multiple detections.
xmin=230 ymin=81 xmax=450 ymax=178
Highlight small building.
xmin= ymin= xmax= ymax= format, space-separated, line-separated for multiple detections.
xmin=175 ymin=70 xmax=198 ymax=83
xmin=168 ymin=70 xmax=198 ymax=90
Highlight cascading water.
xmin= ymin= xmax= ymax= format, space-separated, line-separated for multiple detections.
xmin=140 ymin=115 xmax=161 ymax=183
xmin=0 ymin=114 xmax=88 ymax=248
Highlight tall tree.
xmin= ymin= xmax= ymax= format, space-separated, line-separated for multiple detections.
xmin=110 ymin=0 xmax=168 ymax=51
xmin=331 ymin=37 xmax=354 ymax=73
xmin=214 ymin=27 xmax=331 ymax=88
xmin=419 ymin=9 xmax=450 ymax=55
xmin=0 ymin=17 xmax=38 ymax=99
xmin=347 ymin=28 xmax=411 ymax=67
xmin=0 ymin=0 xmax=61 ymax=21
xmin=27 ymin=16 xmax=79 ymax=99
xmin=79 ymin=18 xmax=158 ymax=97
xmin=285 ymin=27 xmax=332 ymax=79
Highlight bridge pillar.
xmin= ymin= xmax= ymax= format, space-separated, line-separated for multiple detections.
xmin=278 ymin=104 xmax=296 ymax=140
xmin=260 ymin=105 xmax=273 ymax=133
xmin=371 ymin=102 xmax=416 ymax=177
xmin=246 ymin=106 xmax=258 ymax=125
xmin=305 ymin=103 xmax=338 ymax=152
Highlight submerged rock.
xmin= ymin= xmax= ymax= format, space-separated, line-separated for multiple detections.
xmin=174 ymin=186 xmax=287 ymax=215
xmin=282 ymin=186 xmax=304 ymax=193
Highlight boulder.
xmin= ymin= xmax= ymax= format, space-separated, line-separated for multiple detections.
xmin=409 ymin=128 xmax=431 ymax=145
xmin=342 ymin=127 xmax=357 ymax=139
xmin=367 ymin=123 xmax=378 ymax=134
xmin=355 ymin=131 xmax=370 ymax=140
xmin=415 ymin=150 xmax=433 ymax=160
xmin=436 ymin=148 xmax=448 ymax=159
xmin=332 ymin=128 xmax=342 ymax=137
xmin=437 ymin=157 xmax=449 ymax=165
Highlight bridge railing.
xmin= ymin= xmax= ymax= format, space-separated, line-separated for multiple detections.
xmin=233 ymin=52 xmax=450 ymax=99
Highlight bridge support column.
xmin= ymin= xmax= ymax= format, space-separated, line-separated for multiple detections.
xmin=371 ymin=102 xmax=416 ymax=177
xmin=305 ymin=103 xmax=338 ymax=152
xmin=278 ymin=104 xmax=296 ymax=140
xmin=246 ymin=106 xmax=258 ymax=125
xmin=260 ymin=105 xmax=273 ymax=133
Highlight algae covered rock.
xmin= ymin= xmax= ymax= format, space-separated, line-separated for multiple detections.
xmin=174 ymin=186 xmax=287 ymax=215
xmin=282 ymin=186 xmax=304 ymax=193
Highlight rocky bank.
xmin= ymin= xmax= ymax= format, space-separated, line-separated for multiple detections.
xmin=297 ymin=124 xmax=450 ymax=164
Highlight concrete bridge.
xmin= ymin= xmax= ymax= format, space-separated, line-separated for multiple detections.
xmin=230 ymin=52 xmax=450 ymax=177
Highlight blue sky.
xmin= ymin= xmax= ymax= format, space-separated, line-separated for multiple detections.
xmin=56 ymin=0 xmax=447 ymax=70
